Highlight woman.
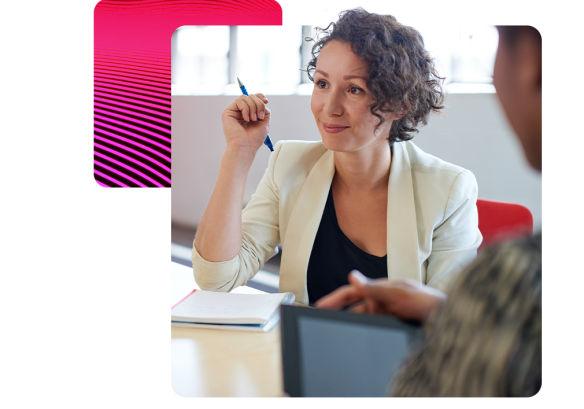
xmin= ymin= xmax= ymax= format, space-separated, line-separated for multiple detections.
xmin=192 ymin=9 xmax=482 ymax=305
xmin=316 ymin=25 xmax=542 ymax=396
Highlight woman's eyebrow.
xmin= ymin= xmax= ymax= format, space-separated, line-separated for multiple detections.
xmin=314 ymin=70 xmax=367 ymax=81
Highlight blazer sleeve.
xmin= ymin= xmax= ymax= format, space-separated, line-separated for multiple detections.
xmin=191 ymin=142 xmax=283 ymax=292
xmin=426 ymin=169 xmax=483 ymax=292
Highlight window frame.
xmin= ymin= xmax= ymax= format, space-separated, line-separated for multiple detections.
xmin=171 ymin=25 xmax=497 ymax=96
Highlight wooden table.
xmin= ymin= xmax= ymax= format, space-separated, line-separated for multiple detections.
xmin=170 ymin=262 xmax=283 ymax=397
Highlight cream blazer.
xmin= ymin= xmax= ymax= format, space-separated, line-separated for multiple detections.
xmin=192 ymin=140 xmax=482 ymax=305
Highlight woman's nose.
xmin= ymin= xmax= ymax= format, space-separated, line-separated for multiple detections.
xmin=323 ymin=91 xmax=344 ymax=116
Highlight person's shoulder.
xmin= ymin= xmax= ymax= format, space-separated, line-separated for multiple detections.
xmin=485 ymin=233 xmax=542 ymax=259
xmin=460 ymin=233 xmax=541 ymax=295
xmin=402 ymin=141 xmax=477 ymax=199
xmin=275 ymin=140 xmax=327 ymax=158
xmin=486 ymin=232 xmax=542 ymax=264
xmin=404 ymin=141 xmax=468 ymax=176
xmin=270 ymin=140 xmax=329 ymax=184
xmin=426 ymin=232 xmax=541 ymax=398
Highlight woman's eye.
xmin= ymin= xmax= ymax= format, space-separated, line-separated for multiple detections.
xmin=316 ymin=80 xmax=364 ymax=95
xmin=316 ymin=80 xmax=328 ymax=89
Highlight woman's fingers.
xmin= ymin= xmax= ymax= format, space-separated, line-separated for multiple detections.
xmin=232 ymin=94 xmax=268 ymax=122
xmin=254 ymin=93 xmax=269 ymax=106
xmin=248 ymin=94 xmax=266 ymax=120
xmin=233 ymin=96 xmax=257 ymax=122
xmin=233 ymin=97 xmax=251 ymax=122
xmin=242 ymin=95 xmax=258 ymax=121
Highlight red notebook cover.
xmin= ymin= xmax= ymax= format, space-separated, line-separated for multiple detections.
xmin=171 ymin=289 xmax=197 ymax=310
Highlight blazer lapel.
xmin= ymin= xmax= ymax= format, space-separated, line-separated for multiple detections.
xmin=387 ymin=142 xmax=421 ymax=282
xmin=279 ymin=149 xmax=335 ymax=305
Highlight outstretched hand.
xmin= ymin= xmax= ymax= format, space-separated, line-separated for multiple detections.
xmin=315 ymin=270 xmax=447 ymax=323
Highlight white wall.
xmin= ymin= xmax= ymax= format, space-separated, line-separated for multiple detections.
xmin=171 ymin=93 xmax=542 ymax=232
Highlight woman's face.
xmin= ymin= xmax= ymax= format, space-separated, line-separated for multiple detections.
xmin=311 ymin=40 xmax=395 ymax=153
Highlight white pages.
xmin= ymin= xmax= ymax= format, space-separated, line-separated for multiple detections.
xmin=171 ymin=313 xmax=281 ymax=333
xmin=171 ymin=290 xmax=295 ymax=326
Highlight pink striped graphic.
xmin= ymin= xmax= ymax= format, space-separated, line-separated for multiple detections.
xmin=94 ymin=169 xmax=129 ymax=187
xmin=95 ymin=58 xmax=172 ymax=75
xmin=94 ymin=142 xmax=172 ymax=181
xmin=95 ymin=92 xmax=171 ymax=114
xmin=93 ymin=76 xmax=170 ymax=98
xmin=94 ymin=0 xmax=282 ymax=187
xmin=94 ymin=85 xmax=170 ymax=105
xmin=94 ymin=102 xmax=171 ymax=127
xmin=95 ymin=110 xmax=170 ymax=134
xmin=94 ymin=159 xmax=149 ymax=187
xmin=95 ymin=153 xmax=164 ymax=187
xmin=95 ymin=72 xmax=171 ymax=90
xmin=94 ymin=97 xmax=171 ymax=119
xmin=95 ymin=68 xmax=170 ymax=84
xmin=96 ymin=181 xmax=110 ymax=188
xmin=94 ymin=133 xmax=171 ymax=166
xmin=94 ymin=120 xmax=171 ymax=150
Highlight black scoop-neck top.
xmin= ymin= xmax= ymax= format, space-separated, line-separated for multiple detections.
xmin=306 ymin=187 xmax=388 ymax=304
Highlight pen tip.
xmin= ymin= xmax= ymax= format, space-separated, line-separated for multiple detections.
xmin=237 ymin=77 xmax=243 ymax=87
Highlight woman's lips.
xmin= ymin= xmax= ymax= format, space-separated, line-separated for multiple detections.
xmin=322 ymin=122 xmax=349 ymax=134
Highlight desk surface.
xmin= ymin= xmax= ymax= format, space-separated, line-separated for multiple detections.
xmin=171 ymin=262 xmax=283 ymax=397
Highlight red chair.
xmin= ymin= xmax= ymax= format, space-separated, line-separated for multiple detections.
xmin=476 ymin=199 xmax=534 ymax=251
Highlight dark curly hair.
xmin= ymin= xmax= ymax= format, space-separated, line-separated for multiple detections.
xmin=306 ymin=8 xmax=445 ymax=145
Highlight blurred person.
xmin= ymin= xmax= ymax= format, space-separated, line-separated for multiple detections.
xmin=192 ymin=9 xmax=482 ymax=305
xmin=317 ymin=25 xmax=542 ymax=397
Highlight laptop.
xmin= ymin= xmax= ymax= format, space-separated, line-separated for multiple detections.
xmin=280 ymin=305 xmax=424 ymax=397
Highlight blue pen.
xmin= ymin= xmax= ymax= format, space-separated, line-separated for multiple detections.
xmin=237 ymin=77 xmax=274 ymax=152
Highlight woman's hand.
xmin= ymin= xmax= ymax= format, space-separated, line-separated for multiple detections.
xmin=315 ymin=270 xmax=447 ymax=323
xmin=222 ymin=93 xmax=271 ymax=152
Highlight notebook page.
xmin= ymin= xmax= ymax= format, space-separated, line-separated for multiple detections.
xmin=171 ymin=291 xmax=288 ymax=324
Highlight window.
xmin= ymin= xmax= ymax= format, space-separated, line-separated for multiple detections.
xmin=416 ymin=24 xmax=498 ymax=93
xmin=171 ymin=26 xmax=230 ymax=95
xmin=171 ymin=25 xmax=498 ymax=96
xmin=235 ymin=26 xmax=303 ymax=95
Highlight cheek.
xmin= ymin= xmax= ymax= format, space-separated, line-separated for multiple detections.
xmin=345 ymin=102 xmax=368 ymax=130
xmin=310 ymin=94 xmax=321 ymax=118
xmin=355 ymin=105 xmax=377 ymax=130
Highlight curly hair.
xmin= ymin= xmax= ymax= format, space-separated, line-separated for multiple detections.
xmin=306 ymin=8 xmax=445 ymax=144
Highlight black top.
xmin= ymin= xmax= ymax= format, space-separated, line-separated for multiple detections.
xmin=306 ymin=187 xmax=388 ymax=304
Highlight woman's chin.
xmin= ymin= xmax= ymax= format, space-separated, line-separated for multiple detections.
xmin=321 ymin=137 xmax=349 ymax=152
xmin=321 ymin=134 xmax=380 ymax=154
xmin=320 ymin=133 xmax=352 ymax=152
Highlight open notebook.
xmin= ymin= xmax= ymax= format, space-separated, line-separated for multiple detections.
xmin=171 ymin=289 xmax=295 ymax=332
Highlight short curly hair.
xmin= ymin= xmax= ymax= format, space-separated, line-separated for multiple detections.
xmin=306 ymin=8 xmax=445 ymax=145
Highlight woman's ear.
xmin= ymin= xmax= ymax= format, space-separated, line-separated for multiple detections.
xmin=381 ymin=101 xmax=407 ymax=120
